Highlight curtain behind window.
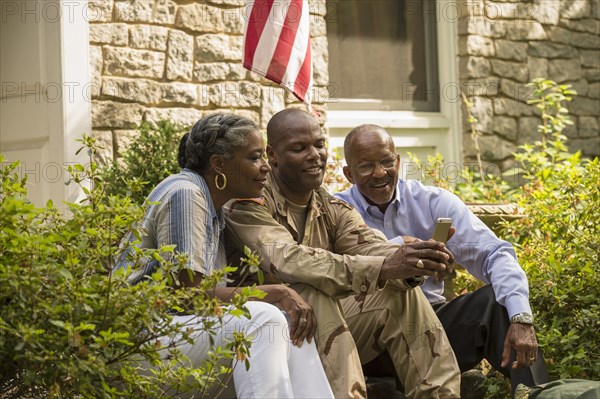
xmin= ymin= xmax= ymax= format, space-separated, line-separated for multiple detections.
xmin=327 ymin=0 xmax=439 ymax=112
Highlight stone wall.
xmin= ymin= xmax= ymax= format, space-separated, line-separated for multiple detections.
xmin=89 ymin=0 xmax=599 ymax=166
xmin=88 ymin=0 xmax=329 ymax=162
xmin=457 ymin=0 xmax=600 ymax=169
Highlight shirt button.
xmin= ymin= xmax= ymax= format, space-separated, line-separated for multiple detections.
xmin=360 ymin=285 xmax=367 ymax=293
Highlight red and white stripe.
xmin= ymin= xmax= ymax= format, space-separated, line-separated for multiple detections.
xmin=243 ymin=0 xmax=313 ymax=107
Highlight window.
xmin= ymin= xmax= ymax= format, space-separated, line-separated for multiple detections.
xmin=327 ymin=0 xmax=439 ymax=112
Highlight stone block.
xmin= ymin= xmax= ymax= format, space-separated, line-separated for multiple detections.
xmin=570 ymin=137 xmax=600 ymax=157
xmin=505 ymin=21 xmax=547 ymax=41
xmin=494 ymin=97 xmax=533 ymax=117
xmin=89 ymin=23 xmax=128 ymax=45
xmin=470 ymin=96 xmax=494 ymax=133
xmin=459 ymin=57 xmax=491 ymax=79
xmin=492 ymin=116 xmax=518 ymax=141
xmin=579 ymin=116 xmax=600 ymax=136
xmin=500 ymin=79 xmax=533 ymax=102
xmin=260 ymin=86 xmax=285 ymax=127
xmin=458 ymin=17 xmax=506 ymax=38
xmin=532 ymin=0 xmax=560 ymax=25
xmin=548 ymin=59 xmax=583 ymax=83
xmin=194 ymin=62 xmax=247 ymax=83
xmin=89 ymin=45 xmax=103 ymax=90
xmin=571 ymin=96 xmax=600 ymax=116
xmin=495 ymin=40 xmax=527 ymax=61
xmin=176 ymin=3 xmax=244 ymax=34
xmin=101 ymin=77 xmax=162 ymax=104
xmin=491 ymin=60 xmax=529 ymax=82
xmin=211 ymin=108 xmax=261 ymax=125
xmin=205 ymin=81 xmax=262 ymax=108
xmin=583 ymin=68 xmax=600 ymax=82
xmin=479 ymin=134 xmax=517 ymax=161
xmin=547 ymin=26 xmax=600 ymax=49
xmin=518 ymin=116 xmax=541 ymax=145
xmin=87 ymin=1 xmax=114 ymax=23
xmin=104 ymin=47 xmax=165 ymax=79
xmin=312 ymin=36 xmax=329 ymax=85
xmin=167 ymin=29 xmax=194 ymax=81
xmin=309 ymin=0 xmax=328 ymax=17
xmin=580 ymin=50 xmax=600 ymax=68
xmin=92 ymin=130 xmax=114 ymax=164
xmin=559 ymin=18 xmax=600 ymax=35
xmin=113 ymin=129 xmax=138 ymax=157
xmin=143 ymin=107 xmax=203 ymax=127
xmin=564 ymin=79 xmax=588 ymax=97
xmin=459 ymin=35 xmax=495 ymax=57
xmin=193 ymin=62 xmax=247 ymax=82
xmin=195 ymin=34 xmax=243 ymax=62
xmin=588 ymin=82 xmax=600 ymax=99
xmin=560 ymin=0 xmax=591 ymax=19
xmin=92 ymin=101 xmax=145 ymax=129
xmin=462 ymin=78 xmax=500 ymax=97
xmin=310 ymin=14 xmax=327 ymax=37
xmin=485 ymin=2 xmax=537 ymax=20
xmin=130 ymin=25 xmax=169 ymax=51
xmin=528 ymin=57 xmax=549 ymax=81
xmin=161 ymin=82 xmax=200 ymax=105
xmin=114 ymin=0 xmax=177 ymax=24
xmin=528 ymin=41 xmax=578 ymax=59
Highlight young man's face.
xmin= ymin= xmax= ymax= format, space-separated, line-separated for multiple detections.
xmin=268 ymin=116 xmax=328 ymax=198
xmin=343 ymin=128 xmax=400 ymax=208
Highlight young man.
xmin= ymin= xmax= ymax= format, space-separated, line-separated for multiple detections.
xmin=335 ymin=124 xmax=549 ymax=395
xmin=224 ymin=109 xmax=461 ymax=399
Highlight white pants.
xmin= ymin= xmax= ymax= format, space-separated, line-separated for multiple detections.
xmin=153 ymin=301 xmax=333 ymax=399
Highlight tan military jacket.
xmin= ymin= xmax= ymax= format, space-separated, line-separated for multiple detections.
xmin=224 ymin=174 xmax=415 ymax=297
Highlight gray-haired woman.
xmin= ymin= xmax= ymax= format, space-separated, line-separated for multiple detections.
xmin=116 ymin=113 xmax=333 ymax=398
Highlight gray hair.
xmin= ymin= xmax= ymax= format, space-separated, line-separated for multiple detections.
xmin=183 ymin=113 xmax=257 ymax=173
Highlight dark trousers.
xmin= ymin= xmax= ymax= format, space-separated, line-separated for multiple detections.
xmin=433 ymin=285 xmax=549 ymax=395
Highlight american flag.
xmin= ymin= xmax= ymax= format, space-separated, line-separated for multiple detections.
xmin=243 ymin=0 xmax=313 ymax=107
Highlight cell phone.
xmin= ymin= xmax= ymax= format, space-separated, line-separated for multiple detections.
xmin=431 ymin=217 xmax=452 ymax=243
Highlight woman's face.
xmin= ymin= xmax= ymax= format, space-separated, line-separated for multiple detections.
xmin=222 ymin=129 xmax=271 ymax=199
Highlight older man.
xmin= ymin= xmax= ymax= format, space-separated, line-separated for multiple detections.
xmin=334 ymin=124 xmax=549 ymax=395
xmin=224 ymin=109 xmax=461 ymax=399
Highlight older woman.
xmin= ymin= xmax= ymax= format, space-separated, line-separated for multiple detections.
xmin=116 ymin=113 xmax=333 ymax=398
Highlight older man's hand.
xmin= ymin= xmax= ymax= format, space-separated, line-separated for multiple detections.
xmin=501 ymin=323 xmax=539 ymax=369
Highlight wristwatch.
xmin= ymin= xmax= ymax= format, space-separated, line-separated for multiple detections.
xmin=510 ymin=312 xmax=534 ymax=325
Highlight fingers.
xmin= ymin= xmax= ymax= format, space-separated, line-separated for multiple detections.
xmin=291 ymin=311 xmax=315 ymax=347
xmin=501 ymin=343 xmax=511 ymax=368
xmin=408 ymin=242 xmax=454 ymax=265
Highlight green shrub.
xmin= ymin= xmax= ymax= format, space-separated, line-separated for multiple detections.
xmin=0 ymin=135 xmax=261 ymax=398
xmin=400 ymin=80 xmax=600 ymax=393
xmin=100 ymin=120 xmax=188 ymax=204
xmin=505 ymin=154 xmax=600 ymax=380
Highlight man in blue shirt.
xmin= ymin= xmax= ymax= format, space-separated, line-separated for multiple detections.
xmin=335 ymin=124 xmax=548 ymax=394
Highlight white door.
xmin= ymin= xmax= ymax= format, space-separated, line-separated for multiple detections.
xmin=1 ymin=1 xmax=91 ymax=208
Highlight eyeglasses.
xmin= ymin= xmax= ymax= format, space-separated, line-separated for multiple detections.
xmin=350 ymin=155 xmax=399 ymax=177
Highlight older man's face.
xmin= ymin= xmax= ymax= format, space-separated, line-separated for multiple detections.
xmin=343 ymin=129 xmax=400 ymax=208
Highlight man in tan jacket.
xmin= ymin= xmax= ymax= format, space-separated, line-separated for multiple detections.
xmin=224 ymin=109 xmax=461 ymax=399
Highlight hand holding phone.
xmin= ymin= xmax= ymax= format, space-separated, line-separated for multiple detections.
xmin=431 ymin=218 xmax=453 ymax=283
xmin=431 ymin=217 xmax=452 ymax=243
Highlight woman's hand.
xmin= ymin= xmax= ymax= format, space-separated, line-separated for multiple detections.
xmin=274 ymin=286 xmax=317 ymax=347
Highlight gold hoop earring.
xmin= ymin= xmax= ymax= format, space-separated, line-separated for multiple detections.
xmin=215 ymin=172 xmax=227 ymax=190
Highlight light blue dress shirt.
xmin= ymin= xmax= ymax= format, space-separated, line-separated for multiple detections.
xmin=335 ymin=179 xmax=531 ymax=318
xmin=115 ymin=169 xmax=226 ymax=285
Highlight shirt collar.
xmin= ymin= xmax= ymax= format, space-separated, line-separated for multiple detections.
xmin=349 ymin=181 xmax=401 ymax=216
xmin=181 ymin=168 xmax=225 ymax=230
xmin=267 ymin=173 xmax=323 ymax=219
